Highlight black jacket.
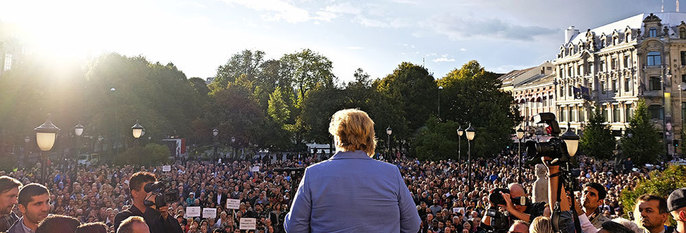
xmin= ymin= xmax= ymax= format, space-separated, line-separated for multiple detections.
xmin=114 ymin=205 xmax=183 ymax=233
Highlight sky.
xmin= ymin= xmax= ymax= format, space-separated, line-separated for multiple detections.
xmin=0 ymin=0 xmax=676 ymax=83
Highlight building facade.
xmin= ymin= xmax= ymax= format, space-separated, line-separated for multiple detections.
xmin=554 ymin=12 xmax=686 ymax=155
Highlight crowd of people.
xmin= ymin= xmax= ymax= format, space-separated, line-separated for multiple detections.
xmin=0 ymin=143 xmax=682 ymax=233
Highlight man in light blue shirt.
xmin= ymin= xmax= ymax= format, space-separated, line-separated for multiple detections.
xmin=284 ymin=109 xmax=421 ymax=233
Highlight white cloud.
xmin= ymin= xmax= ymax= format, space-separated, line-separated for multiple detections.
xmin=324 ymin=2 xmax=361 ymax=15
xmin=223 ymin=0 xmax=310 ymax=23
xmin=460 ymin=48 xmax=467 ymax=52
xmin=433 ymin=54 xmax=455 ymax=63
xmin=427 ymin=13 xmax=557 ymax=41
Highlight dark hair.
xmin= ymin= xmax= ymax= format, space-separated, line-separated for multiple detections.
xmin=0 ymin=176 xmax=21 ymax=194
xmin=76 ymin=222 xmax=108 ymax=233
xmin=638 ymin=194 xmax=668 ymax=213
xmin=18 ymin=183 xmax=49 ymax=207
xmin=129 ymin=172 xmax=156 ymax=192
xmin=584 ymin=182 xmax=607 ymax=200
xmin=35 ymin=215 xmax=80 ymax=233
xmin=117 ymin=216 xmax=146 ymax=233
xmin=600 ymin=220 xmax=633 ymax=233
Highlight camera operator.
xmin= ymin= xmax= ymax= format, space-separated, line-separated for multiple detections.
xmin=114 ymin=172 xmax=182 ymax=233
xmin=481 ymin=183 xmax=547 ymax=228
xmin=541 ymin=156 xmax=575 ymax=233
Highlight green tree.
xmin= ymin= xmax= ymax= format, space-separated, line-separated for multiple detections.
xmin=413 ymin=116 xmax=459 ymax=160
xmin=376 ymin=62 xmax=436 ymax=139
xmin=280 ymin=49 xmax=336 ymax=99
xmin=580 ymin=106 xmax=616 ymax=159
xmin=436 ymin=61 xmax=520 ymax=157
xmin=621 ymin=100 xmax=664 ymax=165
xmin=210 ymin=50 xmax=265 ymax=93
xmin=620 ymin=165 xmax=686 ymax=219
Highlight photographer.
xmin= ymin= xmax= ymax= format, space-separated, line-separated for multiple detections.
xmin=481 ymin=183 xmax=546 ymax=228
xmin=114 ymin=172 xmax=182 ymax=233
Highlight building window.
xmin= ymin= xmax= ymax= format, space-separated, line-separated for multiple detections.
xmin=589 ymin=63 xmax=594 ymax=74
xmin=648 ymin=104 xmax=663 ymax=120
xmin=601 ymin=81 xmax=606 ymax=94
xmin=682 ymin=51 xmax=686 ymax=66
xmin=600 ymin=61 xmax=605 ymax=72
xmin=561 ymin=107 xmax=567 ymax=122
xmin=624 ymin=78 xmax=630 ymax=92
xmin=602 ymin=106 xmax=608 ymax=121
xmin=613 ymin=104 xmax=620 ymax=122
xmin=682 ymin=74 xmax=686 ymax=83
xmin=647 ymin=51 xmax=661 ymax=66
xmin=3 ymin=54 xmax=11 ymax=71
xmin=681 ymin=28 xmax=686 ymax=39
xmin=624 ymin=55 xmax=630 ymax=68
xmin=577 ymin=65 xmax=582 ymax=75
xmin=579 ymin=107 xmax=585 ymax=122
xmin=650 ymin=76 xmax=661 ymax=90
xmin=649 ymin=27 xmax=657 ymax=37
xmin=612 ymin=58 xmax=617 ymax=70
xmin=568 ymin=86 xmax=573 ymax=96
xmin=625 ymin=104 xmax=632 ymax=121
xmin=560 ymin=86 xmax=564 ymax=97
xmin=612 ymin=80 xmax=618 ymax=92
xmin=568 ymin=67 xmax=573 ymax=77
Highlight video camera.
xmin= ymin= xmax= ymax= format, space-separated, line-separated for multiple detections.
xmin=143 ymin=180 xmax=179 ymax=208
xmin=486 ymin=188 xmax=511 ymax=232
xmin=524 ymin=113 xmax=572 ymax=164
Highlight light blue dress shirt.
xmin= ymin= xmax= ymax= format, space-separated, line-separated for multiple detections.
xmin=284 ymin=150 xmax=421 ymax=233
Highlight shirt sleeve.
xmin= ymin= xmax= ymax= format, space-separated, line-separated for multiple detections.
xmin=397 ymin=167 xmax=421 ymax=233
xmin=284 ymin=168 xmax=312 ymax=233
xmin=578 ymin=213 xmax=599 ymax=233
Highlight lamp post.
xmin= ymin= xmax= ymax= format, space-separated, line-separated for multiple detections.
xmin=465 ymin=123 xmax=475 ymax=191
xmin=231 ymin=136 xmax=236 ymax=159
xmin=23 ymin=136 xmax=30 ymax=166
xmin=662 ymin=67 xmax=672 ymax=158
xmin=74 ymin=123 xmax=84 ymax=163
xmin=386 ymin=126 xmax=392 ymax=159
xmin=213 ymin=128 xmax=219 ymax=160
xmin=131 ymin=121 xmax=144 ymax=150
xmin=561 ymin=123 xmax=580 ymax=158
xmin=516 ymin=127 xmax=525 ymax=183
xmin=34 ymin=115 xmax=60 ymax=185
xmin=438 ymin=86 xmax=443 ymax=120
xmin=457 ymin=125 xmax=463 ymax=161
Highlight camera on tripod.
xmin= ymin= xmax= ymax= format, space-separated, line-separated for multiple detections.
xmin=143 ymin=180 xmax=179 ymax=208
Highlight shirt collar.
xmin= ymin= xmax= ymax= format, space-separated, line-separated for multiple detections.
xmin=20 ymin=217 xmax=34 ymax=233
xmin=330 ymin=150 xmax=372 ymax=160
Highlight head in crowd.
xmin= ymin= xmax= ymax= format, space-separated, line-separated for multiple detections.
xmin=599 ymin=220 xmax=634 ymax=233
xmin=635 ymin=194 xmax=669 ymax=233
xmin=18 ymin=183 xmax=50 ymax=228
xmin=0 ymin=176 xmax=21 ymax=215
xmin=35 ymin=215 xmax=80 ymax=233
xmin=529 ymin=216 xmax=553 ymax=233
xmin=508 ymin=183 xmax=528 ymax=212
xmin=667 ymin=188 xmax=686 ymax=231
xmin=508 ymin=220 xmax=529 ymax=233
xmin=117 ymin=216 xmax=150 ymax=233
xmin=329 ymin=109 xmax=377 ymax=156
xmin=76 ymin=222 xmax=108 ymax=233
xmin=582 ymin=182 xmax=607 ymax=213
xmin=129 ymin=172 xmax=156 ymax=204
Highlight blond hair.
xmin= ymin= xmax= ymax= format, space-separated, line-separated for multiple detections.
xmin=329 ymin=109 xmax=377 ymax=156
xmin=529 ymin=216 xmax=553 ymax=233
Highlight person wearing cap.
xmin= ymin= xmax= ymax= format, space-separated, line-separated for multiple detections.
xmin=668 ymin=188 xmax=686 ymax=233
xmin=284 ymin=109 xmax=421 ymax=233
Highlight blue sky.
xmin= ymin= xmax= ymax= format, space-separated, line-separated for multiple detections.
xmin=0 ymin=0 xmax=675 ymax=83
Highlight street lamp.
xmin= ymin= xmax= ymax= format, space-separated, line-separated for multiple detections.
xmin=457 ymin=125 xmax=463 ymax=161
xmin=516 ymin=127 xmax=525 ymax=183
xmin=24 ymin=136 xmax=30 ymax=166
xmin=131 ymin=121 xmax=144 ymax=139
xmin=74 ymin=123 xmax=84 ymax=162
xmin=213 ymin=128 xmax=219 ymax=160
xmin=465 ymin=123 xmax=475 ymax=191
xmin=34 ymin=115 xmax=60 ymax=185
xmin=231 ymin=136 xmax=236 ymax=159
xmin=438 ymin=86 xmax=443 ymax=120
xmin=386 ymin=126 xmax=392 ymax=159
xmin=561 ymin=123 xmax=580 ymax=157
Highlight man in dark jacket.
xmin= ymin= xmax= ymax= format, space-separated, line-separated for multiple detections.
xmin=114 ymin=172 xmax=182 ymax=233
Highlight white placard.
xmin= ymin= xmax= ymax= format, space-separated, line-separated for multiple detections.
xmin=186 ymin=206 xmax=201 ymax=217
xmin=226 ymin=198 xmax=240 ymax=209
xmin=240 ymin=218 xmax=257 ymax=230
xmin=202 ymin=208 xmax=217 ymax=219
xmin=251 ymin=166 xmax=260 ymax=172
xmin=162 ymin=165 xmax=171 ymax=172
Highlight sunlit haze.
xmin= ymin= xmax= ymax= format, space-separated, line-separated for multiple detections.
xmin=0 ymin=0 xmax=674 ymax=82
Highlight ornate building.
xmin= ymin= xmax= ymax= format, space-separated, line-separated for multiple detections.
xmin=555 ymin=12 xmax=686 ymax=155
